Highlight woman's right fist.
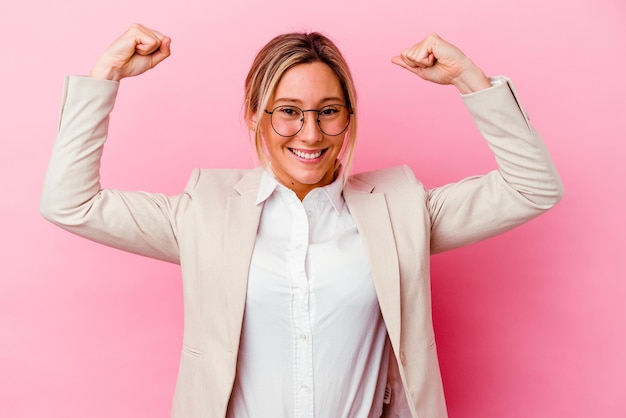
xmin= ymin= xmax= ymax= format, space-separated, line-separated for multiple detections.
xmin=90 ymin=24 xmax=171 ymax=81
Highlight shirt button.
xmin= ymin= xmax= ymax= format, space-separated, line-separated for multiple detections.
xmin=307 ymin=210 xmax=313 ymax=217
xmin=300 ymin=384 xmax=310 ymax=392
xmin=298 ymin=333 xmax=308 ymax=341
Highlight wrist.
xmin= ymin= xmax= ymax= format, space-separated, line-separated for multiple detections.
xmin=451 ymin=64 xmax=491 ymax=94
xmin=89 ymin=62 xmax=121 ymax=81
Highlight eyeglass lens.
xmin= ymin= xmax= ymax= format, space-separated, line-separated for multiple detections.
xmin=269 ymin=105 xmax=350 ymax=137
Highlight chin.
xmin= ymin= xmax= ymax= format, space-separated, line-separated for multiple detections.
xmin=295 ymin=169 xmax=334 ymax=185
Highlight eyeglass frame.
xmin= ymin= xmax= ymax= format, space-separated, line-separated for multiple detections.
xmin=264 ymin=104 xmax=354 ymax=137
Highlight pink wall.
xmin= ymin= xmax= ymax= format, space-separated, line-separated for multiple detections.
xmin=1 ymin=0 xmax=624 ymax=416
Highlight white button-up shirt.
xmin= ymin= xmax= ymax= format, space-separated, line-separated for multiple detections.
xmin=227 ymin=171 xmax=389 ymax=418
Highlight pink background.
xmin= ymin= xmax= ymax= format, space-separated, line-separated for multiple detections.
xmin=1 ymin=0 xmax=625 ymax=416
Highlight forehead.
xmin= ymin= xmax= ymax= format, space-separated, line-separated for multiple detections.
xmin=273 ymin=62 xmax=344 ymax=104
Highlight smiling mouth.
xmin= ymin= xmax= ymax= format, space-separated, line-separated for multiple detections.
xmin=290 ymin=148 xmax=326 ymax=160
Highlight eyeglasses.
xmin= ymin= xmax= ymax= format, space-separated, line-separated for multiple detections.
xmin=264 ymin=104 xmax=353 ymax=137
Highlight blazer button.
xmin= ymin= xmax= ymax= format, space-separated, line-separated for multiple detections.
xmin=400 ymin=351 xmax=406 ymax=366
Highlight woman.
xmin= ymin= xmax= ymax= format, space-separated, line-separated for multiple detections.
xmin=41 ymin=24 xmax=563 ymax=418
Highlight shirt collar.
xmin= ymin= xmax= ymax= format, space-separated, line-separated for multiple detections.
xmin=255 ymin=170 xmax=280 ymax=205
xmin=255 ymin=168 xmax=345 ymax=214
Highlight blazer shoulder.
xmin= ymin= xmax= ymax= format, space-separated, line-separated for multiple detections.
xmin=184 ymin=167 xmax=264 ymax=197
xmin=349 ymin=165 xmax=424 ymax=193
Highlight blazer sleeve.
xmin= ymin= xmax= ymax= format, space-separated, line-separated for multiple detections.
xmin=40 ymin=76 xmax=193 ymax=264
xmin=428 ymin=77 xmax=564 ymax=254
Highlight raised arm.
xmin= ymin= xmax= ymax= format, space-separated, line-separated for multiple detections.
xmin=40 ymin=25 xmax=188 ymax=263
xmin=392 ymin=34 xmax=563 ymax=253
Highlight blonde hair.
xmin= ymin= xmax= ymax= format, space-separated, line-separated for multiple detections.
xmin=244 ymin=32 xmax=358 ymax=178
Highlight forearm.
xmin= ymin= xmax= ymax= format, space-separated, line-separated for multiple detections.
xmin=40 ymin=76 xmax=119 ymax=225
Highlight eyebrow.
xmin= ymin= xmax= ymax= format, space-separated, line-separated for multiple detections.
xmin=273 ymin=97 xmax=345 ymax=106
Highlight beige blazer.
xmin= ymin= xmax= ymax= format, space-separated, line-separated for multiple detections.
xmin=41 ymin=76 xmax=563 ymax=418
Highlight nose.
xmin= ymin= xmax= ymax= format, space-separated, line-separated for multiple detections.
xmin=298 ymin=110 xmax=323 ymax=143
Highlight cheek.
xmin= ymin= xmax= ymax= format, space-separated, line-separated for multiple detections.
xmin=334 ymin=133 xmax=348 ymax=153
xmin=260 ymin=130 xmax=288 ymax=159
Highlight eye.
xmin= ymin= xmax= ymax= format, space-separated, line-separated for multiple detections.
xmin=319 ymin=105 xmax=342 ymax=119
xmin=276 ymin=106 xmax=301 ymax=119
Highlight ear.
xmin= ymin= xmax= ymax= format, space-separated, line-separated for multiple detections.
xmin=247 ymin=112 xmax=259 ymax=131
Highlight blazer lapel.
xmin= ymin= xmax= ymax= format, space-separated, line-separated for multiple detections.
xmin=344 ymin=177 xmax=402 ymax=348
xmin=222 ymin=168 xmax=264 ymax=344
xmin=219 ymin=169 xmax=402 ymax=350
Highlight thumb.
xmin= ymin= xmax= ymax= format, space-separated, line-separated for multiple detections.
xmin=150 ymin=36 xmax=172 ymax=68
xmin=391 ymin=56 xmax=426 ymax=78
xmin=391 ymin=55 xmax=408 ymax=68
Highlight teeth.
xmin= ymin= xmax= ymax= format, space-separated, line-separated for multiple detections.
xmin=291 ymin=149 xmax=323 ymax=160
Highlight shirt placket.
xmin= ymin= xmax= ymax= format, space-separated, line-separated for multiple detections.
xmin=287 ymin=196 xmax=314 ymax=418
